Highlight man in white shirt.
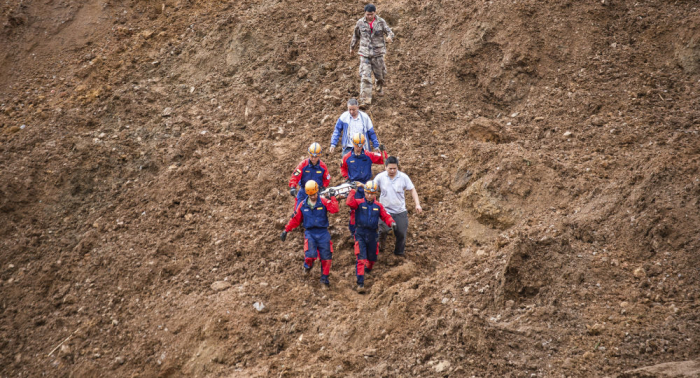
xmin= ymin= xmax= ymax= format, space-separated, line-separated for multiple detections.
xmin=374 ymin=156 xmax=422 ymax=256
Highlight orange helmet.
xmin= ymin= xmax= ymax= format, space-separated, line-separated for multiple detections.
xmin=364 ymin=180 xmax=378 ymax=194
xmin=305 ymin=181 xmax=319 ymax=196
xmin=352 ymin=133 xmax=366 ymax=148
xmin=308 ymin=142 xmax=322 ymax=157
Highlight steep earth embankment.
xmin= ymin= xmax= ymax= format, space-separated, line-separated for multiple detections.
xmin=1 ymin=0 xmax=699 ymax=376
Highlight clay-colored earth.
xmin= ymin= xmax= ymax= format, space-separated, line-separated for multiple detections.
xmin=1 ymin=0 xmax=699 ymax=376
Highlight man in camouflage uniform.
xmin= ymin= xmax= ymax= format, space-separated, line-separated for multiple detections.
xmin=350 ymin=4 xmax=395 ymax=106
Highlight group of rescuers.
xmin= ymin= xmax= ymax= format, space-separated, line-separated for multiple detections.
xmin=280 ymin=4 xmax=413 ymax=292
xmin=280 ymin=100 xmax=422 ymax=292
xmin=280 ymin=4 xmax=414 ymax=292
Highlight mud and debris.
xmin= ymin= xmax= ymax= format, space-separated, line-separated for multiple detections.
xmin=1 ymin=0 xmax=699 ymax=376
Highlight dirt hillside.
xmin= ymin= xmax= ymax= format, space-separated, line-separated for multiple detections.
xmin=1 ymin=0 xmax=699 ymax=376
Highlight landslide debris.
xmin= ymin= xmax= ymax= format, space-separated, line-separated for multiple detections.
xmin=1 ymin=0 xmax=699 ymax=377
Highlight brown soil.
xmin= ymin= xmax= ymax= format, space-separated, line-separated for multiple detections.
xmin=1 ymin=0 xmax=699 ymax=376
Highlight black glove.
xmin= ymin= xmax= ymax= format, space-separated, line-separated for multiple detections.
xmin=350 ymin=181 xmax=358 ymax=189
xmin=391 ymin=223 xmax=398 ymax=233
xmin=280 ymin=231 xmax=287 ymax=242
xmin=378 ymin=144 xmax=386 ymax=152
xmin=328 ymin=188 xmax=336 ymax=197
xmin=289 ymin=188 xmax=298 ymax=197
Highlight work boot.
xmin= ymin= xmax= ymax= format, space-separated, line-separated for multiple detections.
xmin=356 ymin=283 xmax=365 ymax=293
xmin=376 ymin=84 xmax=384 ymax=96
xmin=303 ymin=264 xmax=311 ymax=274
xmin=365 ymin=268 xmax=372 ymax=276
xmin=320 ymin=274 xmax=330 ymax=286
xmin=359 ymin=98 xmax=371 ymax=109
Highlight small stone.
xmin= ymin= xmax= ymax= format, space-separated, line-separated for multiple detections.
xmin=297 ymin=67 xmax=309 ymax=79
xmin=563 ymin=131 xmax=573 ymax=137
xmin=587 ymin=323 xmax=604 ymax=336
xmin=534 ymin=116 xmax=545 ymax=121
xmin=63 ymin=293 xmax=77 ymax=305
xmin=583 ymin=351 xmax=594 ymax=359
xmin=590 ymin=116 xmax=606 ymax=126
xmin=58 ymin=344 xmax=72 ymax=358
xmin=633 ymin=267 xmax=646 ymax=278
xmin=253 ymin=302 xmax=266 ymax=312
xmin=433 ymin=360 xmax=451 ymax=373
xmin=475 ymin=249 xmax=488 ymax=258
xmin=210 ymin=281 xmax=231 ymax=291
xmin=115 ymin=356 xmax=125 ymax=365
xmin=364 ymin=348 xmax=377 ymax=357
xmin=441 ymin=298 xmax=449 ymax=304
xmin=162 ymin=107 xmax=172 ymax=117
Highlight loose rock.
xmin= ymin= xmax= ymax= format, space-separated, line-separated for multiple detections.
xmin=434 ymin=360 xmax=451 ymax=373
xmin=210 ymin=281 xmax=231 ymax=291
xmin=253 ymin=302 xmax=266 ymax=312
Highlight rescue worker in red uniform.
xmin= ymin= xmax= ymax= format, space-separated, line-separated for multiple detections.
xmin=346 ymin=180 xmax=395 ymax=292
xmin=281 ymin=181 xmax=339 ymax=286
xmin=341 ymin=133 xmax=386 ymax=235
xmin=289 ymin=142 xmax=331 ymax=210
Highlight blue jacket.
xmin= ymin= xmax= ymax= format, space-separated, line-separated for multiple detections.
xmin=286 ymin=196 xmax=340 ymax=232
xmin=341 ymin=149 xmax=386 ymax=183
xmin=289 ymin=159 xmax=331 ymax=201
xmin=330 ymin=111 xmax=380 ymax=151
xmin=346 ymin=189 xmax=395 ymax=231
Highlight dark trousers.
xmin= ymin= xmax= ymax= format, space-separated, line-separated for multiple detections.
xmin=354 ymin=228 xmax=378 ymax=284
xmin=304 ymin=230 xmax=333 ymax=277
xmin=379 ymin=211 xmax=408 ymax=255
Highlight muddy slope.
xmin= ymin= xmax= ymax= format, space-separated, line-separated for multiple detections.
xmin=1 ymin=0 xmax=699 ymax=376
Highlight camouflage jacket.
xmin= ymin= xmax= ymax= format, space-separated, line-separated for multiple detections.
xmin=350 ymin=16 xmax=395 ymax=57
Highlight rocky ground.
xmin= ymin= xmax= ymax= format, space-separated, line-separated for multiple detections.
xmin=1 ymin=0 xmax=699 ymax=377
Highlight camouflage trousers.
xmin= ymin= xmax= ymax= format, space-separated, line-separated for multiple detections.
xmin=359 ymin=55 xmax=386 ymax=104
